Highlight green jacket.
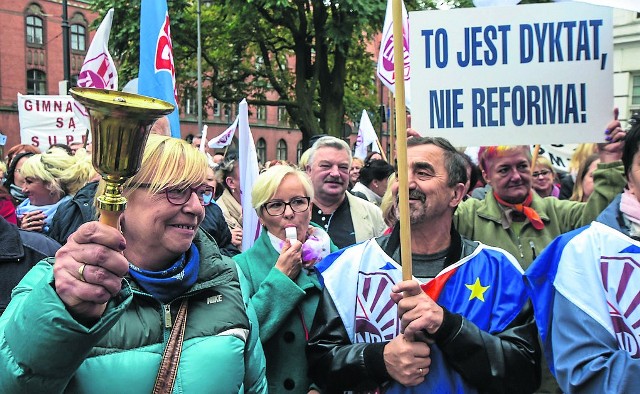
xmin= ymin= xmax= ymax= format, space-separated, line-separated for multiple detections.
xmin=0 ymin=230 xmax=267 ymax=393
xmin=454 ymin=161 xmax=626 ymax=269
xmin=234 ymin=228 xmax=337 ymax=393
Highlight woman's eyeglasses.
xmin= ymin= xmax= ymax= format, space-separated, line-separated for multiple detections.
xmin=138 ymin=183 xmax=214 ymax=206
xmin=263 ymin=196 xmax=310 ymax=216
xmin=532 ymin=169 xmax=552 ymax=178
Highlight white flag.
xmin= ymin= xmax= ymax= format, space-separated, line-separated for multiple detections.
xmin=73 ymin=8 xmax=118 ymax=132
xmin=354 ymin=110 xmax=380 ymax=160
xmin=238 ymin=99 xmax=261 ymax=250
xmin=208 ymin=115 xmax=239 ymax=149
xmin=376 ymin=0 xmax=411 ymax=107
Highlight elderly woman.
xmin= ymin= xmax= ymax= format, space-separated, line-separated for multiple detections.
xmin=531 ymin=157 xmax=560 ymax=198
xmin=234 ymin=165 xmax=336 ymax=393
xmin=0 ymin=135 xmax=267 ymax=393
xmin=16 ymin=148 xmax=94 ymax=234
xmin=525 ymin=119 xmax=640 ymax=393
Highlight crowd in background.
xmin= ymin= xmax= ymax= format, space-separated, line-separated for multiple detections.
xmin=0 ymin=114 xmax=636 ymax=392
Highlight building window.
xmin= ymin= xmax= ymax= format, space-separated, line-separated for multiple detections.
xmin=256 ymin=138 xmax=267 ymax=165
xmin=71 ymin=24 xmax=86 ymax=51
xmin=27 ymin=69 xmax=46 ymax=94
xmin=632 ymin=75 xmax=640 ymax=106
xmin=26 ymin=16 xmax=44 ymax=46
xmin=256 ymin=105 xmax=266 ymax=122
xmin=297 ymin=141 xmax=303 ymax=163
xmin=277 ymin=106 xmax=287 ymax=124
xmin=212 ymin=100 xmax=221 ymax=117
xmin=276 ymin=139 xmax=288 ymax=161
xmin=184 ymin=87 xmax=197 ymax=116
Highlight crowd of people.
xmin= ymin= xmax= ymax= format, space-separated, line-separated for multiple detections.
xmin=0 ymin=111 xmax=637 ymax=393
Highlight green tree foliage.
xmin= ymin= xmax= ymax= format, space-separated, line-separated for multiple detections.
xmin=90 ymin=0 xmax=458 ymax=145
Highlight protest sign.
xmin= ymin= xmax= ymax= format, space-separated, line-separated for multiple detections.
xmin=18 ymin=94 xmax=86 ymax=152
xmin=409 ymin=2 xmax=613 ymax=147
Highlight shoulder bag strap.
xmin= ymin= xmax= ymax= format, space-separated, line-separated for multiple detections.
xmin=152 ymin=298 xmax=189 ymax=394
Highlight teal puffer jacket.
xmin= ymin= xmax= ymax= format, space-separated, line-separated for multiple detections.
xmin=0 ymin=230 xmax=267 ymax=393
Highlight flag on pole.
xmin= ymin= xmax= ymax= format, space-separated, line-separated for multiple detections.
xmin=376 ymin=0 xmax=411 ymax=107
xmin=73 ymin=8 xmax=118 ymax=133
xmin=354 ymin=110 xmax=380 ymax=160
xmin=316 ymin=238 xmax=527 ymax=393
xmin=139 ymin=0 xmax=180 ymax=138
xmin=208 ymin=115 xmax=239 ymax=149
xmin=238 ymin=99 xmax=261 ymax=250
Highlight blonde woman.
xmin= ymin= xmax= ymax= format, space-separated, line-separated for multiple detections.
xmin=569 ymin=153 xmax=600 ymax=202
xmin=531 ymin=157 xmax=560 ymax=198
xmin=16 ymin=148 xmax=94 ymax=234
xmin=234 ymin=165 xmax=335 ymax=393
xmin=0 ymin=135 xmax=267 ymax=392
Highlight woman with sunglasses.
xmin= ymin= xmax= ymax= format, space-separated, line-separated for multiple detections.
xmin=0 ymin=135 xmax=267 ymax=393
xmin=234 ymin=165 xmax=336 ymax=394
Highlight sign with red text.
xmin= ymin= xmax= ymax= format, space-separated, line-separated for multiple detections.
xmin=409 ymin=2 xmax=613 ymax=147
xmin=18 ymin=94 xmax=89 ymax=152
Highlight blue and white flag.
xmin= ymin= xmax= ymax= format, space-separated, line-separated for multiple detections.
xmin=139 ymin=0 xmax=180 ymax=138
xmin=317 ymin=239 xmax=527 ymax=392
xmin=525 ymin=221 xmax=640 ymax=373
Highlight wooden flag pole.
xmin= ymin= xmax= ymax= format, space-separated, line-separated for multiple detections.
xmin=391 ymin=0 xmax=411 ymax=280
xmin=376 ymin=139 xmax=388 ymax=162
xmin=389 ymin=90 xmax=395 ymax=164
xmin=531 ymin=144 xmax=541 ymax=173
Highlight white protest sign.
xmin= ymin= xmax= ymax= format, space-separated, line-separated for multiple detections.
xmin=18 ymin=94 xmax=88 ymax=152
xmin=409 ymin=2 xmax=613 ymax=147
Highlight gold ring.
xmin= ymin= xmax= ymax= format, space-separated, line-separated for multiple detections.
xmin=78 ymin=263 xmax=87 ymax=282
xmin=419 ymin=368 xmax=423 ymax=375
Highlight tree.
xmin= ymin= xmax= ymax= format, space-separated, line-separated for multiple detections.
xmin=90 ymin=0 xmax=437 ymax=146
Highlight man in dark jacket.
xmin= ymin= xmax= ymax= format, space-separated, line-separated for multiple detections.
xmin=0 ymin=216 xmax=60 ymax=315
xmin=49 ymin=181 xmax=239 ymax=257
xmin=307 ymin=137 xmax=540 ymax=393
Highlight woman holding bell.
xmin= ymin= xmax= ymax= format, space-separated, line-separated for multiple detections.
xmin=0 ymin=135 xmax=267 ymax=393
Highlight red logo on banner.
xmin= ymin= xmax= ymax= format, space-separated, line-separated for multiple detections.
xmin=154 ymin=14 xmax=178 ymax=104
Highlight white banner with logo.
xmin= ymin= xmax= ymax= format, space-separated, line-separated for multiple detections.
xmin=18 ymin=94 xmax=88 ymax=152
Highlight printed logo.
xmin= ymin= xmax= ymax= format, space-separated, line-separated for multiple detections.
xmin=154 ymin=13 xmax=178 ymax=104
xmin=355 ymin=270 xmax=400 ymax=343
xmin=601 ymin=255 xmax=640 ymax=358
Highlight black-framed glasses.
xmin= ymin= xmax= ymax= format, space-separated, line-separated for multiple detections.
xmin=138 ymin=183 xmax=214 ymax=206
xmin=263 ymin=196 xmax=310 ymax=216
xmin=532 ymin=169 xmax=551 ymax=178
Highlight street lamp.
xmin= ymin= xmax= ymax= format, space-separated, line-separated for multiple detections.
xmin=196 ymin=0 xmax=203 ymax=134
xmin=196 ymin=1 xmax=212 ymax=135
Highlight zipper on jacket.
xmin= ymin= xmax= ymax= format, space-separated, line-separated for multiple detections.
xmin=164 ymin=304 xmax=172 ymax=328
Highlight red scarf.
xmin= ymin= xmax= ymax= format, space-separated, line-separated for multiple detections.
xmin=493 ymin=191 xmax=545 ymax=230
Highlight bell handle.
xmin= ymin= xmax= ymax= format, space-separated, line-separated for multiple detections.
xmin=99 ymin=210 xmax=121 ymax=230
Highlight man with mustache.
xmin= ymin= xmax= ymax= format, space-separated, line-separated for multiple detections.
xmin=305 ymin=136 xmax=386 ymax=248
xmin=307 ymin=137 xmax=540 ymax=392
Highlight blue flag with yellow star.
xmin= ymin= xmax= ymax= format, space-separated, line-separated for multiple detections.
xmin=423 ymin=244 xmax=528 ymax=333
xmin=316 ymin=239 xmax=527 ymax=393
